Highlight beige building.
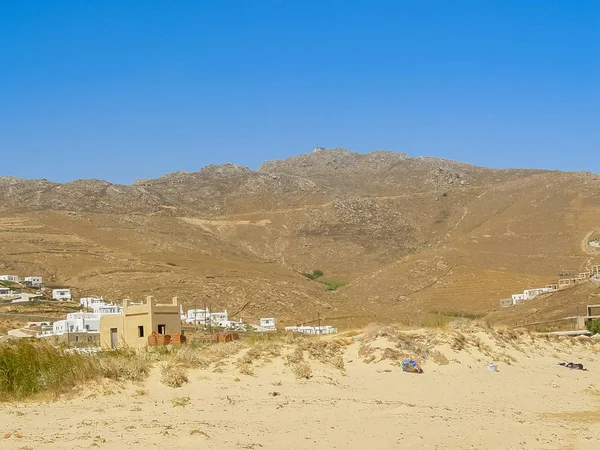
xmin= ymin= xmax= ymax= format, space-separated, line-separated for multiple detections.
xmin=100 ymin=296 xmax=182 ymax=349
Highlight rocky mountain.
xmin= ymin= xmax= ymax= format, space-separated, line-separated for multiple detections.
xmin=1 ymin=148 xmax=599 ymax=328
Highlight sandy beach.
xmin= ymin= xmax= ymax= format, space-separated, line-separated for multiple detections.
xmin=2 ymin=327 xmax=600 ymax=450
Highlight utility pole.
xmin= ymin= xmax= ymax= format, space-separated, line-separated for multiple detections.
xmin=317 ymin=312 xmax=321 ymax=334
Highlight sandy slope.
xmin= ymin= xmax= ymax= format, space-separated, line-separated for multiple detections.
xmin=2 ymin=330 xmax=600 ymax=449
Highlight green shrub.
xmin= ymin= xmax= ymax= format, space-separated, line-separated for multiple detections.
xmin=324 ymin=280 xmax=346 ymax=291
xmin=586 ymin=319 xmax=600 ymax=335
xmin=167 ymin=262 xmax=177 ymax=266
xmin=301 ymin=269 xmax=324 ymax=280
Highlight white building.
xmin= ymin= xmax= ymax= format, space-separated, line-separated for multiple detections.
xmin=23 ymin=276 xmax=43 ymax=287
xmin=210 ymin=311 xmax=228 ymax=326
xmin=52 ymin=288 xmax=72 ymax=301
xmin=221 ymin=320 xmax=247 ymax=331
xmin=284 ymin=325 xmax=337 ymax=335
xmin=41 ymin=305 xmax=122 ymax=337
xmin=254 ymin=318 xmax=276 ymax=332
xmin=511 ymin=286 xmax=557 ymax=305
xmin=80 ymin=296 xmax=105 ymax=308
xmin=0 ymin=287 xmax=15 ymax=297
xmin=92 ymin=303 xmax=123 ymax=315
xmin=511 ymin=293 xmax=525 ymax=303
xmin=523 ymin=287 xmax=555 ymax=299
xmin=52 ymin=312 xmax=100 ymax=335
xmin=0 ymin=275 xmax=19 ymax=283
xmin=183 ymin=309 xmax=228 ymax=326
xmin=184 ymin=308 xmax=210 ymax=324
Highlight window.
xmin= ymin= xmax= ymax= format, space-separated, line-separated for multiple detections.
xmin=158 ymin=324 xmax=166 ymax=335
xmin=138 ymin=325 xmax=144 ymax=338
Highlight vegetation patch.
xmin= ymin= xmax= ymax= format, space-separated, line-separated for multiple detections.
xmin=285 ymin=348 xmax=312 ymax=379
xmin=300 ymin=269 xmax=323 ymax=280
xmin=323 ymin=280 xmax=346 ymax=291
xmin=0 ymin=340 xmax=150 ymax=401
xmin=586 ymin=319 xmax=600 ymax=335
xmin=160 ymin=361 xmax=188 ymax=388
xmin=429 ymin=310 xmax=485 ymax=321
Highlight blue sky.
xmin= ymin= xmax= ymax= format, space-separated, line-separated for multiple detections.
xmin=1 ymin=1 xmax=598 ymax=183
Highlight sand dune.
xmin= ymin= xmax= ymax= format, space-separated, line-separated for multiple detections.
xmin=2 ymin=327 xmax=600 ymax=449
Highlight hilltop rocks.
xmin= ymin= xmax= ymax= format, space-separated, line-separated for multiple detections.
xmin=259 ymin=148 xmax=413 ymax=176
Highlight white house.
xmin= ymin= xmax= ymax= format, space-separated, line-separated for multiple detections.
xmin=184 ymin=308 xmax=210 ymax=324
xmin=52 ymin=288 xmax=72 ymax=301
xmin=523 ymin=287 xmax=555 ymax=300
xmin=210 ymin=311 xmax=228 ymax=326
xmin=53 ymin=312 xmax=101 ymax=335
xmin=80 ymin=296 xmax=105 ymax=308
xmin=221 ymin=320 xmax=247 ymax=331
xmin=92 ymin=303 xmax=123 ymax=315
xmin=511 ymin=286 xmax=557 ymax=305
xmin=284 ymin=325 xmax=337 ymax=335
xmin=23 ymin=276 xmax=43 ymax=287
xmin=0 ymin=287 xmax=14 ymax=297
xmin=255 ymin=318 xmax=276 ymax=331
xmin=183 ymin=309 xmax=229 ymax=326
xmin=41 ymin=305 xmax=122 ymax=338
xmin=0 ymin=275 xmax=19 ymax=283
xmin=511 ymin=293 xmax=525 ymax=304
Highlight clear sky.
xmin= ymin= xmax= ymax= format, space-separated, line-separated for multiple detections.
xmin=1 ymin=1 xmax=598 ymax=184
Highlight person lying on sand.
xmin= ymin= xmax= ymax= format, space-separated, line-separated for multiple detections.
xmin=558 ymin=362 xmax=586 ymax=370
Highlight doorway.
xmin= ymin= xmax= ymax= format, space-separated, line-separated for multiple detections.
xmin=110 ymin=328 xmax=118 ymax=349
xmin=158 ymin=324 xmax=166 ymax=335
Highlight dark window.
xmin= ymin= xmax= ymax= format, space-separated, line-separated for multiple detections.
xmin=138 ymin=325 xmax=144 ymax=338
xmin=158 ymin=324 xmax=166 ymax=335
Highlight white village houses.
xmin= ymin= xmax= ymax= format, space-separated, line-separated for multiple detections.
xmin=183 ymin=308 xmax=228 ymax=326
xmin=80 ymin=296 xmax=105 ymax=309
xmin=285 ymin=325 xmax=338 ymax=335
xmin=510 ymin=286 xmax=556 ymax=305
xmin=39 ymin=302 xmax=123 ymax=338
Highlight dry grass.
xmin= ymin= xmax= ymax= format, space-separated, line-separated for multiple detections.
xmin=97 ymin=349 xmax=150 ymax=382
xmin=286 ymin=348 xmax=312 ymax=379
xmin=299 ymin=339 xmax=346 ymax=370
xmin=236 ymin=340 xmax=283 ymax=376
xmin=171 ymin=396 xmax=191 ymax=407
xmin=160 ymin=361 xmax=189 ymax=388
xmin=429 ymin=349 xmax=449 ymax=365
xmin=0 ymin=340 xmax=150 ymax=400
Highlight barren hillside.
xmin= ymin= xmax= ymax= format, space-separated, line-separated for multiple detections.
xmin=1 ymin=148 xmax=599 ymax=327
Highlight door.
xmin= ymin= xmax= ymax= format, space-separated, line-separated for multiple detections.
xmin=110 ymin=328 xmax=118 ymax=349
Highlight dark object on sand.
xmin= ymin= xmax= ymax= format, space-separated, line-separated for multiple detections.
xmin=558 ymin=362 xmax=586 ymax=371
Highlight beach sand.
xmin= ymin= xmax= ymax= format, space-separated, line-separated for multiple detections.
xmin=2 ymin=328 xmax=600 ymax=449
